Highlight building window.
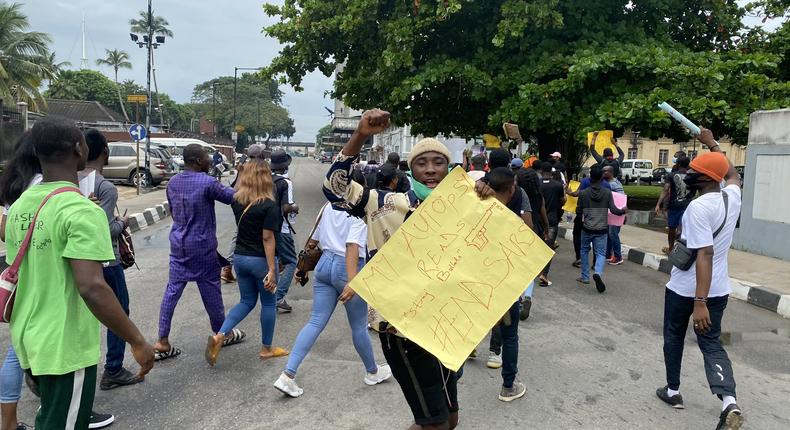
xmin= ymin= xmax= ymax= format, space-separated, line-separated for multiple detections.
xmin=628 ymin=148 xmax=638 ymax=159
xmin=658 ymin=149 xmax=669 ymax=166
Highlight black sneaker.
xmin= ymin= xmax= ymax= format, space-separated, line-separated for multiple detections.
xmin=100 ymin=367 xmax=143 ymax=391
xmin=716 ymin=404 xmax=743 ymax=430
xmin=519 ymin=297 xmax=532 ymax=321
xmin=277 ymin=299 xmax=293 ymax=313
xmin=593 ymin=273 xmax=606 ymax=293
xmin=89 ymin=411 xmax=115 ymax=429
xmin=655 ymin=386 xmax=684 ymax=409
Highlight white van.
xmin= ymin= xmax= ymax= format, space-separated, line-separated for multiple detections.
xmin=620 ymin=159 xmax=654 ymax=184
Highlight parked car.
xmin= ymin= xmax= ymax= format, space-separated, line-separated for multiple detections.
xmin=620 ymin=159 xmax=654 ymax=184
xmin=319 ymin=153 xmax=332 ymax=163
xmin=649 ymin=167 xmax=669 ymax=185
xmin=106 ymin=142 xmax=169 ymax=188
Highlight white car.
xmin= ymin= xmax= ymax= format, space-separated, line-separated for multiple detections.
xmin=620 ymin=159 xmax=654 ymax=184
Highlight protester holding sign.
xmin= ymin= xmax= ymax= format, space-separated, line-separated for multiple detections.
xmin=322 ymin=109 xmax=495 ymax=430
xmin=591 ymin=139 xmax=625 ymax=178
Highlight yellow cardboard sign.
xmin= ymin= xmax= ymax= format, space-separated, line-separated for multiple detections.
xmin=350 ymin=167 xmax=554 ymax=371
xmin=588 ymin=130 xmax=616 ymax=156
xmin=563 ymin=180 xmax=580 ymax=214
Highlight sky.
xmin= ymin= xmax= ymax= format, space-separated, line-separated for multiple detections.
xmin=21 ymin=0 xmax=334 ymax=142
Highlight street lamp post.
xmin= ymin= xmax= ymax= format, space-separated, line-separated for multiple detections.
xmin=130 ymin=0 xmax=165 ymax=188
xmin=232 ymin=66 xmax=264 ymax=146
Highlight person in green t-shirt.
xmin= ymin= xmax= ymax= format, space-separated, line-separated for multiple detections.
xmin=5 ymin=117 xmax=154 ymax=430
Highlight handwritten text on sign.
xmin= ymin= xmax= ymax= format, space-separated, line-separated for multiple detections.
xmin=350 ymin=167 xmax=554 ymax=371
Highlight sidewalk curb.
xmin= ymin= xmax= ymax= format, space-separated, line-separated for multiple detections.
xmin=557 ymin=226 xmax=790 ymax=319
xmin=126 ymin=201 xmax=171 ymax=233
xmin=0 ymin=201 xmax=171 ymax=271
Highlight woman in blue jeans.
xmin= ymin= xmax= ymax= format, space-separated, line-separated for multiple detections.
xmin=205 ymin=159 xmax=288 ymax=365
xmin=273 ymin=202 xmax=391 ymax=398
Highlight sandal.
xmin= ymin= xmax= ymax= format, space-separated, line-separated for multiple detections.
xmin=205 ymin=335 xmax=223 ymax=366
xmin=259 ymin=347 xmax=289 ymax=360
xmin=154 ymin=346 xmax=182 ymax=361
xmin=222 ymin=329 xmax=246 ymax=347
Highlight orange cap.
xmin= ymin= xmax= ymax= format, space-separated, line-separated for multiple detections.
xmin=690 ymin=152 xmax=728 ymax=183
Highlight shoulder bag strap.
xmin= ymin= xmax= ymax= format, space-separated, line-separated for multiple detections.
xmin=7 ymin=187 xmax=81 ymax=277
xmin=303 ymin=203 xmax=328 ymax=249
xmin=236 ymin=201 xmax=256 ymax=227
xmin=712 ymin=192 xmax=729 ymax=239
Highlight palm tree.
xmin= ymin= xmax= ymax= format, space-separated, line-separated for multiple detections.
xmin=129 ymin=10 xmax=172 ymax=126
xmin=38 ymin=51 xmax=70 ymax=84
xmin=0 ymin=2 xmax=53 ymax=110
xmin=96 ymin=49 xmax=132 ymax=121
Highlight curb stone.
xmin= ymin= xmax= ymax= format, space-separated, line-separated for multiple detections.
xmin=557 ymin=226 xmax=790 ymax=319
xmin=0 ymin=201 xmax=171 ymax=271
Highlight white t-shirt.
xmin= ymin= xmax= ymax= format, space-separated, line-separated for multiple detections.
xmin=666 ymin=184 xmax=742 ymax=298
xmin=278 ymin=172 xmax=296 ymax=234
xmin=467 ymin=170 xmax=486 ymax=181
xmin=311 ymin=205 xmax=367 ymax=259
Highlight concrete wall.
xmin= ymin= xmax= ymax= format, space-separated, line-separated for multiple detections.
xmin=733 ymin=109 xmax=790 ymax=261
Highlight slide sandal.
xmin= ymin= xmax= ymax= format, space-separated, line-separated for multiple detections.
xmin=259 ymin=347 xmax=289 ymax=360
xmin=222 ymin=329 xmax=246 ymax=347
xmin=154 ymin=346 xmax=182 ymax=361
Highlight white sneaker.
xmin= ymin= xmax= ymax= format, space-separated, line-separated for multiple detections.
xmin=486 ymin=352 xmax=503 ymax=369
xmin=364 ymin=364 xmax=392 ymax=386
xmin=274 ymin=372 xmax=303 ymax=397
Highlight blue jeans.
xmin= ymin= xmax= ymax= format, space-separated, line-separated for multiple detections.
xmin=500 ymin=302 xmax=521 ymax=388
xmin=607 ymin=226 xmax=622 ymax=260
xmin=103 ymin=264 xmax=130 ymax=374
xmin=0 ymin=345 xmax=23 ymax=403
xmin=221 ymin=255 xmax=277 ymax=346
xmin=580 ymin=231 xmax=607 ymax=281
xmin=286 ymin=252 xmax=376 ymax=376
xmin=275 ymin=232 xmax=298 ymax=302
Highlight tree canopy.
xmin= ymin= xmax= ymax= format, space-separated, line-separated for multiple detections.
xmin=263 ymin=0 xmax=790 ymax=156
xmin=189 ymin=74 xmax=294 ymax=147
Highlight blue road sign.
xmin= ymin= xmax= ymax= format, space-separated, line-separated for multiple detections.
xmin=129 ymin=124 xmax=148 ymax=141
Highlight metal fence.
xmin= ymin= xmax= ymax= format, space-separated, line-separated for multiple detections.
xmin=0 ymin=99 xmax=26 ymax=166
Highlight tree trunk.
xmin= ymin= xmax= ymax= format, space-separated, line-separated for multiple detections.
xmin=151 ymin=50 xmax=166 ymax=127
xmin=115 ymin=69 xmax=130 ymax=122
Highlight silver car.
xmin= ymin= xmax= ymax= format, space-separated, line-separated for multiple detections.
xmin=106 ymin=142 xmax=169 ymax=187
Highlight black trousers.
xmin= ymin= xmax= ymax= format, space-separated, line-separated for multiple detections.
xmin=573 ymin=214 xmax=583 ymax=260
xmin=662 ymin=288 xmax=736 ymax=398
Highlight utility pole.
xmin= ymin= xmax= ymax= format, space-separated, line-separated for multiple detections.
xmin=212 ymin=82 xmax=217 ymax=136
xmin=232 ymin=67 xmax=265 ymax=145
xmin=144 ymin=0 xmax=153 ymax=186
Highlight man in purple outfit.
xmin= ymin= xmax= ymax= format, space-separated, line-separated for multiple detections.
xmin=153 ymin=144 xmax=235 ymax=360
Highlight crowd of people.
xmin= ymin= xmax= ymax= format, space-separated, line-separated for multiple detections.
xmin=0 ymin=112 xmax=744 ymax=430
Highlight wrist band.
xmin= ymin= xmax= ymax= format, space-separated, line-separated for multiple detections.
xmin=694 ymin=297 xmax=707 ymax=303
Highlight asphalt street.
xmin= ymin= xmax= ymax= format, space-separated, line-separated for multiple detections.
xmin=3 ymin=157 xmax=789 ymax=429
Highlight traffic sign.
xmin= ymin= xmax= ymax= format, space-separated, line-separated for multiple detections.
xmin=129 ymin=124 xmax=148 ymax=141
xmin=127 ymin=94 xmax=147 ymax=103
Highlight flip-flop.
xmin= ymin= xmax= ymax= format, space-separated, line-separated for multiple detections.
xmin=259 ymin=347 xmax=289 ymax=360
xmin=222 ymin=329 xmax=246 ymax=347
xmin=154 ymin=346 xmax=182 ymax=361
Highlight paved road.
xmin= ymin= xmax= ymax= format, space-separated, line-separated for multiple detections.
xmin=4 ymin=157 xmax=789 ymax=429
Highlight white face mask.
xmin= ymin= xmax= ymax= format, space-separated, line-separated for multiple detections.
xmin=672 ymin=157 xmax=678 ymax=164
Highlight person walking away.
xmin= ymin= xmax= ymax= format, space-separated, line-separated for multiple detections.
xmin=384 ymin=152 xmax=411 ymax=193
xmin=323 ymin=109 xmax=494 ymax=430
xmin=205 ymin=159 xmax=289 ymax=365
xmin=155 ymin=144 xmax=241 ymax=361
xmin=5 ymin=117 xmax=154 ymax=429
xmin=270 ymin=150 xmax=299 ymax=313
xmin=539 ymin=162 xmax=566 ymax=286
xmin=212 ymin=151 xmax=224 ymax=181
xmin=515 ymin=159 xmax=548 ymax=319
xmin=656 ymin=128 xmax=744 ymax=430
xmin=576 ymin=165 xmax=626 ymax=293
xmin=567 ymin=173 xmax=611 ymax=268
xmin=603 ymin=166 xmax=626 ymax=265
xmin=222 ymin=145 xmax=267 ymax=283
xmin=591 ymin=139 xmax=625 ymax=179
xmin=548 ymin=152 xmax=567 ymax=186
xmin=486 ymin=168 xmax=528 ymax=402
xmin=81 ymin=130 xmax=142 ymax=391
xmin=273 ymin=189 xmax=392 ymax=397
xmin=485 ymin=154 xmax=533 ymax=370
xmin=655 ymin=156 xmax=692 ymax=255
xmin=467 ymin=154 xmax=487 ymax=181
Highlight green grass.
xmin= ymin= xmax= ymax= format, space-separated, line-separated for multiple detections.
xmin=623 ymin=184 xmax=663 ymax=200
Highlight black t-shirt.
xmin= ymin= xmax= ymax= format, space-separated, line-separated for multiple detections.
xmin=668 ymin=171 xmax=691 ymax=210
xmin=540 ymin=178 xmax=565 ymax=225
xmin=232 ymin=199 xmax=282 ymax=257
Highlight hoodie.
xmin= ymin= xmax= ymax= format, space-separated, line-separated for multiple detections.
xmin=576 ymin=183 xmax=626 ymax=233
